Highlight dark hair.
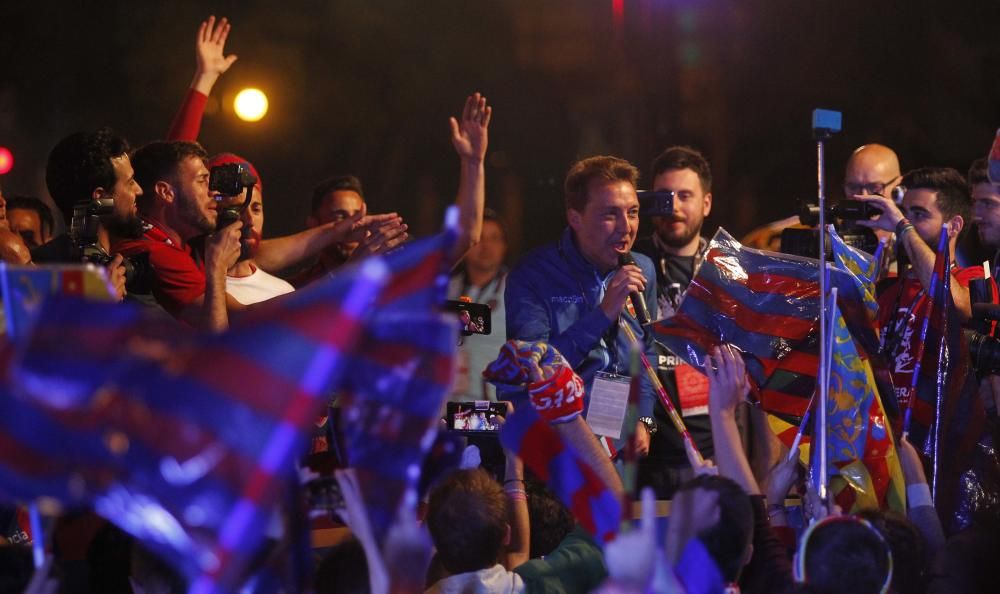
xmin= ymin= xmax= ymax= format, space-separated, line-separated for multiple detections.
xmin=6 ymin=195 xmax=55 ymax=237
xmin=426 ymin=469 xmax=507 ymax=574
xmin=856 ymin=509 xmax=923 ymax=594
xmin=968 ymin=157 xmax=990 ymax=188
xmin=132 ymin=141 xmax=208 ymax=209
xmin=45 ymin=128 xmax=130 ymax=223
xmin=650 ymin=146 xmax=712 ymax=193
xmin=564 ymin=156 xmax=639 ymax=212
xmin=131 ymin=542 xmax=187 ymax=594
xmin=0 ymin=545 xmax=35 ymax=594
xmin=802 ymin=517 xmax=892 ymax=594
xmin=315 ymin=537 xmax=370 ymax=594
xmin=901 ymin=166 xmax=970 ymax=223
xmin=675 ymin=474 xmax=753 ymax=582
xmin=525 ymin=479 xmax=574 ymax=559
xmin=311 ymin=175 xmax=364 ymax=215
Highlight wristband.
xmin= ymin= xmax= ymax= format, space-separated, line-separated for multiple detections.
xmin=503 ymin=478 xmax=525 ymax=485
xmin=895 ymin=218 xmax=914 ymax=236
xmin=907 ymin=483 xmax=933 ymax=508
xmin=528 ymin=365 xmax=585 ymax=424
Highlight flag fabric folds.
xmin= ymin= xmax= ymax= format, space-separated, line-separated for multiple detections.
xmin=0 ymin=231 xmax=457 ymax=594
xmin=499 ymin=405 xmax=622 ymax=543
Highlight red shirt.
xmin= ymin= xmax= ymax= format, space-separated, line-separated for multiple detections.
xmin=114 ymin=218 xmax=206 ymax=316
xmin=876 ymin=265 xmax=983 ymax=409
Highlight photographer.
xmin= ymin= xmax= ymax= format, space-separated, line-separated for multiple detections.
xmin=856 ymin=167 xmax=978 ymax=409
xmin=631 ymin=146 xmax=715 ymax=498
xmin=113 ymin=140 xmax=242 ymax=331
xmin=37 ymin=129 xmax=141 ymax=301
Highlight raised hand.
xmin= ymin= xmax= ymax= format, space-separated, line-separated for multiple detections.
xmin=705 ymin=344 xmax=748 ymax=416
xmin=192 ymin=16 xmax=238 ymax=96
xmin=449 ymin=92 xmax=491 ymax=163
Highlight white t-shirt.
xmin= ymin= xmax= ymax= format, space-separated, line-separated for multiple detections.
xmin=226 ymin=266 xmax=295 ymax=305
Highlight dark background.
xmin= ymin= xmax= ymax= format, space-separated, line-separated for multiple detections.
xmin=2 ymin=0 xmax=1000 ymax=260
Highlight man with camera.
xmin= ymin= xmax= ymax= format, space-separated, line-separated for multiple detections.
xmin=112 ymin=140 xmax=243 ymax=331
xmin=631 ymin=146 xmax=716 ymax=498
xmin=504 ymin=155 xmax=658 ymax=457
xmin=36 ymin=129 xmax=141 ymax=301
xmin=856 ymin=167 xmax=978 ymax=408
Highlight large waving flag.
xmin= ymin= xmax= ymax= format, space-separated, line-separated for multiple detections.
xmin=654 ymin=228 xmax=868 ymax=425
xmin=499 ymin=406 xmax=622 ymax=543
xmin=0 ymin=231 xmax=456 ymax=594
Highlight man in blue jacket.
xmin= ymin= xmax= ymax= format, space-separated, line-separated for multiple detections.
xmin=504 ymin=155 xmax=659 ymax=455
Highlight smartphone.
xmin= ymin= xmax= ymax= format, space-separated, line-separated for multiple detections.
xmin=444 ymin=299 xmax=492 ymax=336
xmin=446 ymin=401 xmax=506 ymax=433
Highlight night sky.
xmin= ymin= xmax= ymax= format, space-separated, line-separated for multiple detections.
xmin=3 ymin=0 xmax=1000 ymax=260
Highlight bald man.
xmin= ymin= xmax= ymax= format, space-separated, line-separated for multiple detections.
xmin=844 ymin=144 xmax=902 ymax=202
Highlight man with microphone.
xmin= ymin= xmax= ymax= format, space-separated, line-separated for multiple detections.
xmin=504 ymin=155 xmax=659 ymax=456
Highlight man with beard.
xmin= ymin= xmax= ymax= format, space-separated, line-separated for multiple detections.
xmin=631 ymin=145 xmax=715 ymax=498
xmin=114 ymin=140 xmax=242 ymax=331
xmin=37 ymin=129 xmax=139 ymax=301
xmin=206 ymin=153 xmax=295 ymax=304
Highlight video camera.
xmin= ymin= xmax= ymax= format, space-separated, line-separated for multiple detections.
xmin=780 ymin=199 xmax=880 ymax=259
xmin=69 ymin=198 xmax=151 ymax=294
xmin=209 ymin=163 xmax=258 ymax=261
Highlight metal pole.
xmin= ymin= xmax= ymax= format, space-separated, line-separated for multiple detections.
xmin=816 ymin=138 xmax=829 ymax=502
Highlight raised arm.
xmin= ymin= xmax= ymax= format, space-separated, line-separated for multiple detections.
xmin=255 ymin=207 xmax=402 ymax=272
xmin=448 ymin=92 xmax=491 ymax=266
xmin=167 ymin=16 xmax=238 ymax=141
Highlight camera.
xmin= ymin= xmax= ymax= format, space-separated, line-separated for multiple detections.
xmin=209 ymin=163 xmax=258 ymax=261
xmin=779 ymin=199 xmax=880 ymax=259
xmin=69 ymin=198 xmax=151 ymax=294
xmin=446 ymin=401 xmax=506 ymax=433
xmin=637 ymin=190 xmax=675 ymax=218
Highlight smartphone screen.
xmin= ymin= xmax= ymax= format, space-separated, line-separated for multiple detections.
xmin=446 ymin=401 xmax=505 ymax=433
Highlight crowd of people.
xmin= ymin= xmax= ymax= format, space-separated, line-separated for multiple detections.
xmin=1 ymin=13 xmax=1000 ymax=594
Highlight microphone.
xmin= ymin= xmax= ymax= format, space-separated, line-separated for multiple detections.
xmin=618 ymin=252 xmax=651 ymax=326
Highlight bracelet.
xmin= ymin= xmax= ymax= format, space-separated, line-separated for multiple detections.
xmin=503 ymin=478 xmax=525 ymax=485
xmin=896 ymin=223 xmax=915 ymax=239
xmin=504 ymin=488 xmax=527 ymax=502
xmin=895 ymin=218 xmax=912 ymax=236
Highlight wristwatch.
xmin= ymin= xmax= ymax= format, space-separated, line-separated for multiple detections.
xmin=638 ymin=416 xmax=658 ymax=435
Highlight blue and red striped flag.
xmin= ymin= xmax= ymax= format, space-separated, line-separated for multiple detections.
xmin=499 ymin=406 xmax=622 ymax=543
xmin=0 ymin=230 xmax=456 ymax=594
xmin=902 ymin=228 xmax=985 ymax=525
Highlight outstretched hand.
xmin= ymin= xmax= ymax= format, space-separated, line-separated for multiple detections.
xmin=450 ymin=92 xmax=491 ymax=163
xmin=705 ymin=344 xmax=748 ymax=416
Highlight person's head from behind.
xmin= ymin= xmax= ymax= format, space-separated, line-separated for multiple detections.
xmin=45 ymin=128 xmax=143 ymax=236
xmin=795 ymin=516 xmax=892 ymax=594
xmin=207 ymin=153 xmax=265 ymax=257
xmin=465 ymin=209 xmax=508 ymax=280
xmin=129 ymin=543 xmax=186 ymax=594
xmin=564 ymin=155 xmax=640 ymax=274
xmin=899 ymin=166 xmax=970 ymax=250
xmin=6 ymin=195 xmax=54 ymax=249
xmin=426 ymin=468 xmax=508 ymax=575
xmin=672 ymin=474 xmax=754 ymax=583
xmin=844 ymin=144 xmax=902 ymax=200
xmin=525 ymin=478 xmax=573 ymax=559
xmin=315 ymin=537 xmax=370 ymax=594
xmin=649 ymin=146 xmax=713 ymax=252
xmin=133 ymin=141 xmax=215 ymax=241
xmin=310 ymin=175 xmax=365 ymax=262
xmin=855 ymin=509 xmax=923 ymax=594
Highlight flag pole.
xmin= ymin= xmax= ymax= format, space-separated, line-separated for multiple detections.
xmin=816 ymin=131 xmax=830 ymax=502
xmin=902 ymin=225 xmax=949 ymax=438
